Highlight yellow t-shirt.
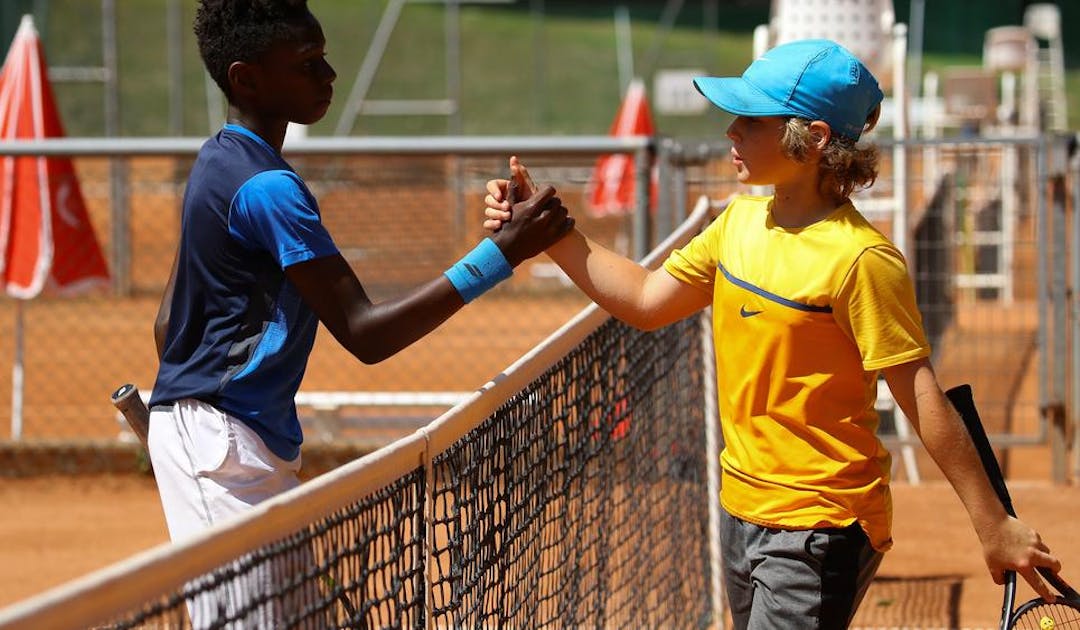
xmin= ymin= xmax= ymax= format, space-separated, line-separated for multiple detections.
xmin=663 ymin=195 xmax=930 ymax=551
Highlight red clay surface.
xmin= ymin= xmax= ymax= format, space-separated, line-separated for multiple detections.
xmin=2 ymin=475 xmax=1079 ymax=629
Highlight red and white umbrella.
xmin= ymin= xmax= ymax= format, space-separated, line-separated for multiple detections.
xmin=586 ymin=78 xmax=657 ymax=218
xmin=0 ymin=15 xmax=110 ymax=438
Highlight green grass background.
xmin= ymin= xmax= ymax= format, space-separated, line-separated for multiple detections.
xmin=5 ymin=0 xmax=1080 ymax=138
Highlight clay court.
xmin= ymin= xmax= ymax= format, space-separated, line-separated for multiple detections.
xmin=0 ymin=256 xmax=1075 ymax=628
xmin=3 ymin=474 xmax=1079 ymax=629
xmin=1 ymin=220 xmax=1075 ymax=628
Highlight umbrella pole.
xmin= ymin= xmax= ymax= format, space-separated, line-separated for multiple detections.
xmin=11 ymin=300 xmax=23 ymax=440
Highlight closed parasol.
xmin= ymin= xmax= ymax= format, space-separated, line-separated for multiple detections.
xmin=0 ymin=15 xmax=110 ymax=438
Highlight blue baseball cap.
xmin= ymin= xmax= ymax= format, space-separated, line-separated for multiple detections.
xmin=693 ymin=39 xmax=883 ymax=140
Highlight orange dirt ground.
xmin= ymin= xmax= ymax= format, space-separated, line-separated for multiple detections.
xmin=1 ymin=475 xmax=1079 ymax=629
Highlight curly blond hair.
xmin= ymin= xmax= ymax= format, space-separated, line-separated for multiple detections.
xmin=779 ymin=107 xmax=881 ymax=200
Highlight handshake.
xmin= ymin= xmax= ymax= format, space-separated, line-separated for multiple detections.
xmin=485 ymin=156 xmax=575 ymax=268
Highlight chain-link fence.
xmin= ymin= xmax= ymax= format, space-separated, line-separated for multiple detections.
xmin=1 ymin=132 xmax=1078 ymax=483
xmin=0 ymin=137 xmax=685 ymax=449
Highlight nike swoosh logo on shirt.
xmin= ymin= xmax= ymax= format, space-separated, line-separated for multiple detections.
xmin=739 ymin=305 xmax=763 ymax=318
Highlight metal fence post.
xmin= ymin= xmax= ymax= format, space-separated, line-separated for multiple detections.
xmin=633 ymin=141 xmax=655 ymax=260
xmin=655 ymin=137 xmax=672 ymax=242
xmin=1049 ymin=135 xmax=1070 ymax=483
xmin=1071 ymin=132 xmax=1080 ymax=484
xmin=109 ymin=158 xmax=131 ymax=296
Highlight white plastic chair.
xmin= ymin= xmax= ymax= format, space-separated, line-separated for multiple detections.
xmin=983 ymin=26 xmax=1039 ymax=131
xmin=753 ymin=0 xmax=901 ymax=91
xmin=1023 ymin=3 xmax=1068 ymax=131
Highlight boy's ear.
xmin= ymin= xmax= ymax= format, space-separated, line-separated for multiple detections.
xmin=808 ymin=120 xmax=832 ymax=150
xmin=227 ymin=61 xmax=258 ymax=99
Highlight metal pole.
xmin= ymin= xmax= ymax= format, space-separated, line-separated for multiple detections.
xmin=703 ymin=0 xmax=718 ymax=38
xmin=102 ymin=0 xmax=130 ymax=295
xmin=701 ymin=304 xmax=723 ymax=628
xmin=1036 ymin=137 xmax=1050 ymax=437
xmin=101 ymin=0 xmax=118 ymax=137
xmin=641 ymin=0 xmax=685 ymax=79
xmin=444 ymin=0 xmax=460 ymax=135
xmin=1050 ymin=137 xmax=1069 ymax=483
xmin=1071 ymin=134 xmax=1080 ymax=483
xmin=908 ymin=0 xmax=925 ymax=100
xmin=655 ymin=138 xmax=672 ymax=240
xmin=633 ymin=144 xmax=653 ymax=260
xmin=614 ymin=5 xmax=633 ymax=97
xmin=530 ymin=0 xmax=545 ymax=132
xmin=445 ymin=0 xmax=464 ymax=243
xmin=333 ymin=0 xmax=407 ymax=136
xmin=166 ymin=0 xmax=183 ymax=135
xmin=891 ymin=24 xmax=909 ymax=261
xmin=11 ymin=301 xmax=23 ymax=440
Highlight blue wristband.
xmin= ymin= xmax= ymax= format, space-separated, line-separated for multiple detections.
xmin=444 ymin=238 xmax=513 ymax=303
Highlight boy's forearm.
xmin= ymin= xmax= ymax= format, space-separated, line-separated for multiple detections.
xmin=546 ymin=228 xmax=654 ymax=328
xmin=911 ymin=381 xmax=1011 ymax=532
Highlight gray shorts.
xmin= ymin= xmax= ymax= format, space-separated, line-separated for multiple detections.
xmin=721 ymin=507 xmax=884 ymax=630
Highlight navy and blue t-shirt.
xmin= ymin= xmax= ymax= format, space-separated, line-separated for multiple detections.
xmin=150 ymin=124 xmax=338 ymax=460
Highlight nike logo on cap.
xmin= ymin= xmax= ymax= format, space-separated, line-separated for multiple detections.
xmin=740 ymin=305 xmax=763 ymax=318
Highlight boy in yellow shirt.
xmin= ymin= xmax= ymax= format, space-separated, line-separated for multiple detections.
xmin=483 ymin=39 xmax=1060 ymax=629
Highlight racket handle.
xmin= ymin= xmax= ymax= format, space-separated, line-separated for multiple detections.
xmin=945 ymin=384 xmax=1015 ymax=516
xmin=111 ymin=383 xmax=150 ymax=451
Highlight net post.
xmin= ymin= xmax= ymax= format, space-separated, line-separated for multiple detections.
xmin=420 ymin=426 xmax=435 ymax=630
xmin=702 ymin=304 xmax=724 ymax=626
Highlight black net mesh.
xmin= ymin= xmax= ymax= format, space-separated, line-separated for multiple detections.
xmin=96 ymin=315 xmax=711 ymax=629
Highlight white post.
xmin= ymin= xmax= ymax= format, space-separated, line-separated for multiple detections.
xmin=614 ymin=5 xmax=634 ymax=97
xmin=11 ymin=300 xmax=24 ymax=440
xmin=702 ymin=303 xmax=724 ymax=624
xmin=891 ymin=23 xmax=909 ymax=260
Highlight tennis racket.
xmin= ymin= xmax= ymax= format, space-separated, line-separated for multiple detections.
xmin=111 ymin=383 xmax=150 ymax=451
xmin=946 ymin=384 xmax=1080 ymax=629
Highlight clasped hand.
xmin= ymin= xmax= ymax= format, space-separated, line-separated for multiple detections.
xmin=487 ymin=157 xmax=572 ymax=266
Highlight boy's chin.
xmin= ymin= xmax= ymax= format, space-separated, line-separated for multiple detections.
xmin=294 ymin=105 xmax=331 ymax=126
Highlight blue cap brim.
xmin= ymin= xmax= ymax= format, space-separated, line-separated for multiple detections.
xmin=693 ymin=76 xmax=806 ymax=119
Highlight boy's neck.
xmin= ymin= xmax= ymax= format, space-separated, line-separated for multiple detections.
xmin=227 ymin=108 xmax=287 ymax=153
xmin=770 ymin=181 xmax=845 ymax=229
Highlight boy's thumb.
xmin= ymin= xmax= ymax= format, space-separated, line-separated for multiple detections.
xmin=507 ymin=176 xmax=520 ymax=208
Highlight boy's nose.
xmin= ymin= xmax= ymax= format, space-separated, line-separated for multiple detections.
xmin=321 ymin=60 xmax=337 ymax=83
xmin=725 ymin=121 xmax=738 ymax=142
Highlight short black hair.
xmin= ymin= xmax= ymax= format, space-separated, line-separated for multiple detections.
xmin=194 ymin=0 xmax=313 ymax=102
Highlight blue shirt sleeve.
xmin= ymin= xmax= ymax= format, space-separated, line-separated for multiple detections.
xmin=228 ymin=169 xmax=339 ymax=268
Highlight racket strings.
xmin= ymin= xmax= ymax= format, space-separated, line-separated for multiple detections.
xmin=1011 ymin=601 xmax=1080 ymax=629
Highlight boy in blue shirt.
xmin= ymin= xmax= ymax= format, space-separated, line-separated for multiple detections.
xmin=149 ymin=0 xmax=571 ymax=555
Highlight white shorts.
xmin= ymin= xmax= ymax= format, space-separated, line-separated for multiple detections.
xmin=148 ymin=398 xmax=301 ymax=543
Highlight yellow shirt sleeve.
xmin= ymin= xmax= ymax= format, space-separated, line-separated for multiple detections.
xmin=662 ymin=210 xmax=723 ymax=292
xmin=833 ymin=245 xmax=931 ymax=371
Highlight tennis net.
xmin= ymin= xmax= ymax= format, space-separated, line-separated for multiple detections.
xmin=0 ymin=196 xmax=722 ymax=630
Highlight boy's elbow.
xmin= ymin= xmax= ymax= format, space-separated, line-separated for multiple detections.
xmin=630 ymin=317 xmax=665 ymax=332
xmin=354 ymin=349 xmax=387 ymax=366
xmin=344 ymin=334 xmax=396 ymax=365
xmin=611 ymin=310 xmax=664 ymax=332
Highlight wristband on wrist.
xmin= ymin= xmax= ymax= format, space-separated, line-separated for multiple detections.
xmin=443 ymin=238 xmax=513 ymax=303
